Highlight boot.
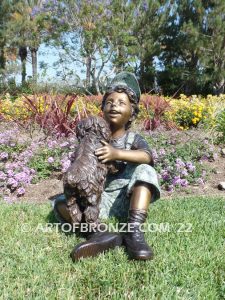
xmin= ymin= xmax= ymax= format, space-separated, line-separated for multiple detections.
xmin=123 ymin=209 xmax=153 ymax=260
xmin=70 ymin=224 xmax=122 ymax=261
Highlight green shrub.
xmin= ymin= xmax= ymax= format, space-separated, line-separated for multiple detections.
xmin=215 ymin=109 xmax=225 ymax=142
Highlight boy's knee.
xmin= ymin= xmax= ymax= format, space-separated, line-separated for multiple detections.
xmin=135 ymin=163 xmax=157 ymax=175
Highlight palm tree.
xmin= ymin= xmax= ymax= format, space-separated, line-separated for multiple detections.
xmin=6 ymin=0 xmax=46 ymax=83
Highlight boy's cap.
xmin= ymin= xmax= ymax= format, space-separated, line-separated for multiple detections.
xmin=109 ymin=71 xmax=141 ymax=103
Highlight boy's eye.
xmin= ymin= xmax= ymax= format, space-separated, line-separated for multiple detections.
xmin=119 ymin=100 xmax=126 ymax=105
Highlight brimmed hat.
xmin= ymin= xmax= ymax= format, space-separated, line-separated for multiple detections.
xmin=107 ymin=71 xmax=141 ymax=104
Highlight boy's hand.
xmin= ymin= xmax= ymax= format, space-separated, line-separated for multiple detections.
xmin=95 ymin=141 xmax=119 ymax=163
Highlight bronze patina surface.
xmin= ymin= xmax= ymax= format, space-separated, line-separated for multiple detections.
xmin=63 ymin=116 xmax=111 ymax=226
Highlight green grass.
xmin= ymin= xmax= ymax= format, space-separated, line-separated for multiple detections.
xmin=0 ymin=196 xmax=224 ymax=299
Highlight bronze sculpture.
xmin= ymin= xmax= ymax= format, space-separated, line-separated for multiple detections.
xmin=54 ymin=72 xmax=161 ymax=261
xmin=63 ymin=116 xmax=111 ymax=227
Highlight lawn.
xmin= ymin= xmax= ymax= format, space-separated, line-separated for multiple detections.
xmin=0 ymin=196 xmax=224 ymax=299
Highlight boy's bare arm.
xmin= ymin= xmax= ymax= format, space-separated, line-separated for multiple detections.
xmin=95 ymin=141 xmax=152 ymax=164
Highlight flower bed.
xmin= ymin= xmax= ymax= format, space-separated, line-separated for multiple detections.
xmin=0 ymin=93 xmax=224 ymax=202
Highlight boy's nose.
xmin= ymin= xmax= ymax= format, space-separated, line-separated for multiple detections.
xmin=111 ymin=101 xmax=119 ymax=108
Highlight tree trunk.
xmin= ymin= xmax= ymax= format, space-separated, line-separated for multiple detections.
xmin=30 ymin=47 xmax=38 ymax=82
xmin=0 ymin=46 xmax=5 ymax=70
xmin=19 ymin=46 xmax=27 ymax=85
xmin=85 ymin=55 xmax=92 ymax=88
xmin=214 ymin=78 xmax=225 ymax=95
xmin=94 ymin=77 xmax=100 ymax=94
xmin=115 ymin=45 xmax=125 ymax=73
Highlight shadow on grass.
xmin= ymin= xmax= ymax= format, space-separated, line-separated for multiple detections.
xmin=46 ymin=193 xmax=88 ymax=239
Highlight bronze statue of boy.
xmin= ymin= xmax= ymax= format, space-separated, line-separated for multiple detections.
xmin=54 ymin=72 xmax=161 ymax=261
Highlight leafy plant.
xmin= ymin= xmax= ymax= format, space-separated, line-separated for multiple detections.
xmin=215 ymin=108 xmax=225 ymax=142
xmin=23 ymin=94 xmax=85 ymax=137
xmin=141 ymin=95 xmax=177 ymax=131
xmin=145 ymin=129 xmax=217 ymax=191
xmin=28 ymin=147 xmax=63 ymax=183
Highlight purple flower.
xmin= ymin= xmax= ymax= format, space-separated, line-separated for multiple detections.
xmin=14 ymin=172 xmax=30 ymax=184
xmin=6 ymin=169 xmax=14 ymax=177
xmin=47 ymin=140 xmax=58 ymax=149
xmin=0 ymin=171 xmax=7 ymax=181
xmin=68 ymin=136 xmax=76 ymax=143
xmin=181 ymin=169 xmax=188 ymax=177
xmin=196 ymin=178 xmax=204 ymax=185
xmin=172 ymin=176 xmax=182 ymax=186
xmin=7 ymin=178 xmax=18 ymax=188
xmin=61 ymin=158 xmax=71 ymax=173
xmin=213 ymin=153 xmax=218 ymax=160
xmin=134 ymin=8 xmax=140 ymax=17
xmin=202 ymin=170 xmax=207 ymax=178
xmin=175 ymin=158 xmax=185 ymax=170
xmin=180 ymin=179 xmax=188 ymax=187
xmin=152 ymin=149 xmax=158 ymax=161
xmin=161 ymin=170 xmax=170 ymax=181
xmin=17 ymin=187 xmax=25 ymax=196
xmin=159 ymin=148 xmax=166 ymax=156
xmin=167 ymin=185 xmax=174 ymax=192
xmin=60 ymin=141 xmax=69 ymax=148
xmin=200 ymin=155 xmax=208 ymax=161
xmin=0 ymin=152 xmax=9 ymax=160
xmin=142 ymin=1 xmax=148 ymax=11
xmin=48 ymin=157 xmax=54 ymax=164
xmin=30 ymin=169 xmax=36 ymax=175
xmin=30 ymin=6 xmax=40 ymax=17
xmin=186 ymin=162 xmax=196 ymax=172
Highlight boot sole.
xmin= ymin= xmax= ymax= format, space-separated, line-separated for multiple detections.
xmin=127 ymin=250 xmax=154 ymax=261
xmin=70 ymin=235 xmax=122 ymax=261
xmin=131 ymin=253 xmax=154 ymax=260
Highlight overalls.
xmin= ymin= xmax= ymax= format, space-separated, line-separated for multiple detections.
xmin=99 ymin=132 xmax=161 ymax=220
xmin=53 ymin=132 xmax=161 ymax=223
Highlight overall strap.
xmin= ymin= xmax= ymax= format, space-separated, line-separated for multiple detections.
xmin=125 ymin=132 xmax=136 ymax=150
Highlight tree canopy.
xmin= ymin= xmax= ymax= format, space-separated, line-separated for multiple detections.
xmin=0 ymin=0 xmax=224 ymax=95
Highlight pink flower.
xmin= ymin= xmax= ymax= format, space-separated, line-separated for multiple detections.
xmin=172 ymin=176 xmax=182 ymax=186
xmin=61 ymin=158 xmax=71 ymax=173
xmin=47 ymin=140 xmax=58 ymax=149
xmin=7 ymin=178 xmax=18 ymax=188
xmin=48 ymin=157 xmax=54 ymax=164
xmin=0 ymin=171 xmax=7 ymax=181
xmin=0 ymin=152 xmax=8 ymax=161
xmin=167 ymin=185 xmax=174 ymax=192
xmin=180 ymin=179 xmax=188 ymax=187
xmin=17 ymin=187 xmax=25 ymax=196
xmin=60 ymin=141 xmax=69 ymax=148
xmin=196 ymin=178 xmax=204 ymax=185
xmin=186 ymin=162 xmax=196 ymax=172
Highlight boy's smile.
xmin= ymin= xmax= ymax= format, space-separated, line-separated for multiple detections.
xmin=103 ymin=92 xmax=133 ymax=131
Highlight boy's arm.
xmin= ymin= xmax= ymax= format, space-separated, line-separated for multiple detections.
xmin=95 ymin=141 xmax=152 ymax=164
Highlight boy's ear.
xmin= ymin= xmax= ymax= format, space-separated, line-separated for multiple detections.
xmin=129 ymin=106 xmax=135 ymax=121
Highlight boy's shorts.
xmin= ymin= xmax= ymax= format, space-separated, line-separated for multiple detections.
xmin=99 ymin=163 xmax=161 ymax=220
xmin=53 ymin=163 xmax=160 ymax=222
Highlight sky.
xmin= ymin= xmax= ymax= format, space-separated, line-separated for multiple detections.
xmin=15 ymin=43 xmax=86 ymax=84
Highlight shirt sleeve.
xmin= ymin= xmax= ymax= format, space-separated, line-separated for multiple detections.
xmin=131 ymin=134 xmax=154 ymax=166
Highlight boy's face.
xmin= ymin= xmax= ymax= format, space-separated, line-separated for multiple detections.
xmin=103 ymin=92 xmax=133 ymax=129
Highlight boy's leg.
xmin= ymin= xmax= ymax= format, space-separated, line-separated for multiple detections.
xmin=130 ymin=182 xmax=150 ymax=210
xmin=123 ymin=182 xmax=154 ymax=260
xmin=54 ymin=198 xmax=122 ymax=261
